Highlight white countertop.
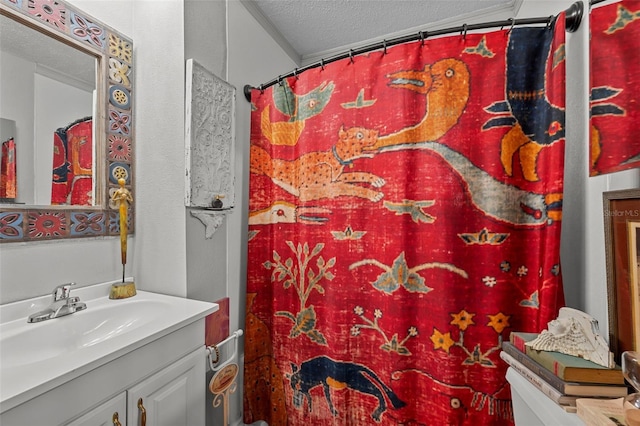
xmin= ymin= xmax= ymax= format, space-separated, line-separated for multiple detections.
xmin=0 ymin=281 xmax=217 ymax=413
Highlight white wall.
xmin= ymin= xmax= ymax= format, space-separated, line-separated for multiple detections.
xmin=182 ymin=6 xmax=230 ymax=424
xmin=183 ymin=0 xmax=229 ymax=307
xmin=130 ymin=0 xmax=188 ymax=298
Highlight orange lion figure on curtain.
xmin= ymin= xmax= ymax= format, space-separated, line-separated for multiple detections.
xmin=250 ymin=126 xmax=385 ymax=202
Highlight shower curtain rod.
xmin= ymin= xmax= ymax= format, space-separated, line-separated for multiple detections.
xmin=243 ymin=1 xmax=584 ymax=102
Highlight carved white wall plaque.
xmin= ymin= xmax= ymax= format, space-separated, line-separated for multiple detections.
xmin=185 ymin=59 xmax=235 ymax=210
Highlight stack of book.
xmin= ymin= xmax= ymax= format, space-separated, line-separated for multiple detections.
xmin=501 ymin=331 xmax=628 ymax=412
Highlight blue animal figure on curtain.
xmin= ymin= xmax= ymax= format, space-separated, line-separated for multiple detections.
xmin=483 ymin=26 xmax=563 ymax=182
xmin=289 ymin=356 xmax=406 ymax=422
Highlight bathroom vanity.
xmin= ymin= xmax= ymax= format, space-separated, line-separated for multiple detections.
xmin=0 ymin=282 xmax=218 ymax=425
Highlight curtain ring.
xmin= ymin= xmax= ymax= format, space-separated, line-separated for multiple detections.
xmin=508 ymin=18 xmax=515 ymax=35
xmin=259 ymin=84 xmax=264 ymax=94
xmin=461 ymin=24 xmax=468 ymax=40
xmin=293 ymin=68 xmax=299 ymax=79
xmin=547 ymin=15 xmax=555 ymax=29
xmin=320 ymin=58 xmax=325 ymax=71
xmin=382 ymin=39 xmax=387 ymax=55
xmin=349 ymin=49 xmax=354 ymax=63
xmin=420 ymin=30 xmax=427 ymax=46
xmin=277 ymin=75 xmax=283 ymax=86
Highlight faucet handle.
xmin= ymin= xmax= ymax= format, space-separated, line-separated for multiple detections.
xmin=52 ymin=283 xmax=75 ymax=301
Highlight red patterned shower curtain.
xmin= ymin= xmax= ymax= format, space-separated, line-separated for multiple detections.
xmin=51 ymin=117 xmax=93 ymax=205
xmin=0 ymin=138 xmax=16 ymax=199
xmin=246 ymin=16 xmax=566 ymax=426
xmin=590 ymin=0 xmax=640 ymax=176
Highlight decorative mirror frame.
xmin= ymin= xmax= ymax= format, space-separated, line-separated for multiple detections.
xmin=0 ymin=0 xmax=134 ymax=243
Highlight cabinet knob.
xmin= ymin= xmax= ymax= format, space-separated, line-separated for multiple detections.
xmin=112 ymin=412 xmax=122 ymax=426
xmin=137 ymin=398 xmax=147 ymax=426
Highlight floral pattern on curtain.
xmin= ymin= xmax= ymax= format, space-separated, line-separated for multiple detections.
xmin=590 ymin=0 xmax=640 ymax=175
xmin=245 ymin=15 xmax=566 ymax=426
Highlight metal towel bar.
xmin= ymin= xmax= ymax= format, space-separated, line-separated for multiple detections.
xmin=205 ymin=329 xmax=243 ymax=372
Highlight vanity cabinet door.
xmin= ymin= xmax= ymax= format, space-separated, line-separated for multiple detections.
xmin=127 ymin=348 xmax=205 ymax=426
xmin=65 ymin=392 xmax=127 ymax=426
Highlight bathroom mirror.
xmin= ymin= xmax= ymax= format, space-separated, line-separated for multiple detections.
xmin=1 ymin=12 xmax=96 ymax=206
xmin=0 ymin=0 xmax=134 ymax=243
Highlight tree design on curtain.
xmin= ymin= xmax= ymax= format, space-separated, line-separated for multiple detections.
xmin=246 ymin=16 xmax=566 ymax=426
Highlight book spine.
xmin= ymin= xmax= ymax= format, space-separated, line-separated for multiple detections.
xmin=525 ymin=348 xmax=567 ymax=378
xmin=510 ymin=333 xmax=528 ymax=352
xmin=502 ymin=342 xmax=567 ymax=394
xmin=509 ymin=333 xmax=565 ymax=377
xmin=500 ymin=351 xmax=564 ymax=404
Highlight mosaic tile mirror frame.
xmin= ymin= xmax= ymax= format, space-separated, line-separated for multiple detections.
xmin=0 ymin=0 xmax=134 ymax=243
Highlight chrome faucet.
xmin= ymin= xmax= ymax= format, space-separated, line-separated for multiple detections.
xmin=27 ymin=283 xmax=87 ymax=323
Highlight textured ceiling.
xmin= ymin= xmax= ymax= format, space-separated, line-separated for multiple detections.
xmin=244 ymin=0 xmax=518 ymax=63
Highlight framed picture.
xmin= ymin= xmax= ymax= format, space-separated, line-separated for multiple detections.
xmin=630 ymin=221 xmax=640 ymax=352
xmin=604 ymin=188 xmax=640 ymax=360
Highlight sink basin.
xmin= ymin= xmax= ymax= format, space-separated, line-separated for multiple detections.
xmin=0 ymin=298 xmax=171 ymax=369
xmin=0 ymin=282 xmax=218 ymax=413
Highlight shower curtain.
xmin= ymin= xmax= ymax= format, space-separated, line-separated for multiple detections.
xmin=51 ymin=117 xmax=93 ymax=205
xmin=246 ymin=15 xmax=566 ymax=426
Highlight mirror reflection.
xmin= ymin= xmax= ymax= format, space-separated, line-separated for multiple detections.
xmin=0 ymin=13 xmax=97 ymax=206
